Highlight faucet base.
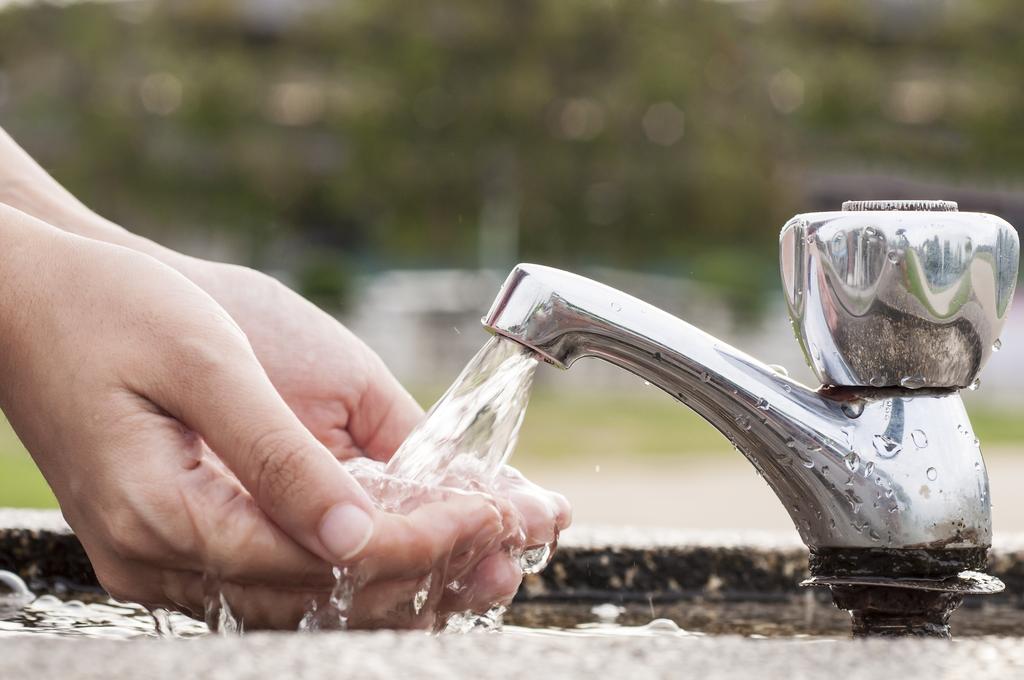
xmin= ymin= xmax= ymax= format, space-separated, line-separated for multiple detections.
xmin=830 ymin=585 xmax=962 ymax=638
xmin=802 ymin=547 xmax=1004 ymax=637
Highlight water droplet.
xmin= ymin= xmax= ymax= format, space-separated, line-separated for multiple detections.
xmin=865 ymin=226 xmax=878 ymax=238
xmin=969 ymin=378 xmax=981 ymax=391
xmin=768 ymin=364 xmax=789 ymax=378
xmin=844 ymin=452 xmax=860 ymax=473
xmin=973 ymin=437 xmax=980 ymax=448
xmin=887 ymin=250 xmax=900 ymax=264
xmin=610 ymin=302 xmax=622 ymax=312
xmin=872 ymin=434 xmax=902 ymax=458
xmin=591 ymin=603 xmax=624 ymax=623
xmin=975 ymin=461 xmax=982 ymax=471
xmin=926 ymin=467 xmax=938 ymax=481
xmin=841 ymin=402 xmax=864 ymax=418
xmin=993 ymin=338 xmax=1002 ymax=352
xmin=520 ymin=544 xmax=553 ymax=575
xmin=911 ymin=429 xmax=928 ymax=448
xmin=413 ymin=580 xmax=431 ymax=614
xmin=786 ymin=438 xmax=796 ymax=448
xmin=735 ymin=414 xmax=751 ymax=430
xmin=756 ymin=398 xmax=770 ymax=411
xmin=829 ymin=518 xmax=836 ymax=529
xmin=810 ymin=343 xmax=822 ymax=362
xmin=863 ymin=461 xmax=875 ymax=476
xmin=869 ymin=376 xmax=886 ymax=387
xmin=832 ymin=234 xmax=844 ymax=248
xmin=900 ymin=375 xmax=927 ymax=389
xmin=869 ymin=529 xmax=881 ymax=542
xmin=798 ymin=454 xmax=815 ymax=469
xmin=701 ymin=372 xmax=712 ymax=383
xmin=643 ymin=380 xmax=651 ymax=387
xmin=642 ymin=618 xmax=683 ymax=634
xmin=821 ymin=465 xmax=830 ymax=475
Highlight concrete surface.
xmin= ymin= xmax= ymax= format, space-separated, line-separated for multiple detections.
xmin=3 ymin=629 xmax=1024 ymax=680
xmin=6 ymin=511 xmax=1024 ymax=678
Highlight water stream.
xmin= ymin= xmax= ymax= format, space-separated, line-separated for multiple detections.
xmin=297 ymin=335 xmax=546 ymax=632
xmin=2 ymin=335 xmax=549 ymax=637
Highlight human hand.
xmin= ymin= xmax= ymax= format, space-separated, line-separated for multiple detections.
xmin=0 ymin=205 xmax=516 ymax=628
xmin=0 ymin=127 xmax=573 ymax=620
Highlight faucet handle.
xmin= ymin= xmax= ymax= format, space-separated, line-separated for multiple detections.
xmin=780 ymin=200 xmax=1019 ymax=389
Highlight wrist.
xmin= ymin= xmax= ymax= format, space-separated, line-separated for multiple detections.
xmin=0 ymin=208 xmax=66 ymax=371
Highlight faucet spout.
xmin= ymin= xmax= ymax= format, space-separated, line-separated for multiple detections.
xmin=483 ymin=264 xmax=991 ymax=562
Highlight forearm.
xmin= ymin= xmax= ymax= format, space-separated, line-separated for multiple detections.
xmin=0 ymin=205 xmax=77 ymax=394
xmin=0 ymin=128 xmax=194 ymax=271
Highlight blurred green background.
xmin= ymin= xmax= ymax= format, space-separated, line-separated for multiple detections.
xmin=5 ymin=391 xmax=1024 ymax=509
xmin=3 ymin=0 xmax=1023 ymax=313
xmin=1 ymin=0 xmax=1023 ymax=508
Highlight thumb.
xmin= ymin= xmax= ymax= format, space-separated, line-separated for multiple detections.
xmin=144 ymin=337 xmax=379 ymax=565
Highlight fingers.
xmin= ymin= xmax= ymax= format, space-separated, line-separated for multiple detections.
xmin=97 ymin=403 xmax=336 ymax=588
xmin=175 ymin=452 xmax=334 ymax=588
xmin=354 ymin=492 xmax=506 ymax=583
xmin=440 ymin=553 xmax=523 ymax=613
xmin=141 ymin=349 xmax=508 ymax=584
xmin=494 ymin=466 xmax=573 ymax=545
xmin=140 ymin=333 xmax=384 ymax=566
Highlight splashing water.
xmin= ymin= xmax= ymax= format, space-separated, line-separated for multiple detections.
xmin=384 ymin=335 xmax=539 ymax=489
xmin=306 ymin=336 xmax=546 ymax=633
xmin=200 ymin=336 xmax=548 ymax=633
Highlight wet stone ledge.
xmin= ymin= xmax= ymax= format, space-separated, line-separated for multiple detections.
xmin=7 ymin=509 xmax=1024 ymax=607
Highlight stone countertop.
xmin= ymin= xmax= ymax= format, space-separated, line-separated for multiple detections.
xmin=5 ymin=509 xmax=1024 ymax=679
xmin=8 ymin=509 xmax=1024 ymax=603
xmin=3 ymin=630 xmax=1024 ymax=680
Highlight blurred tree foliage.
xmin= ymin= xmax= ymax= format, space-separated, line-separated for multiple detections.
xmin=0 ymin=0 xmax=1020 ymax=314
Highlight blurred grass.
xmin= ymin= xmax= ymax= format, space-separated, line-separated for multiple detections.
xmin=2 ymin=391 xmax=1023 ymax=508
xmin=0 ymin=419 xmax=56 ymax=509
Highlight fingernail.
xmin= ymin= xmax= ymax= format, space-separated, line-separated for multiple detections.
xmin=319 ymin=504 xmax=374 ymax=562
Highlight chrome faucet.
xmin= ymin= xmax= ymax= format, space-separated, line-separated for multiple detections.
xmin=483 ymin=199 xmax=1019 ymax=636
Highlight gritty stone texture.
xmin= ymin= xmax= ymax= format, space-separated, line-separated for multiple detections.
xmin=7 ymin=509 xmax=1024 ymax=606
xmin=3 ymin=630 xmax=1024 ymax=680
xmin=0 ymin=510 xmax=94 ymax=592
xmin=5 ymin=509 xmax=1024 ymax=677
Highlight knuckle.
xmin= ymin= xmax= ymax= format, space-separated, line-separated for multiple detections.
xmin=170 ymin=330 xmax=245 ymax=376
xmin=249 ymin=429 xmax=308 ymax=511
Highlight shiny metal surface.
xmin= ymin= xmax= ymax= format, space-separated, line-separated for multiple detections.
xmin=483 ymin=263 xmax=992 ymax=551
xmin=780 ymin=202 xmax=1019 ymax=388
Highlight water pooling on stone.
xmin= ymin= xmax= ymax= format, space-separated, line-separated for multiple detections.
xmin=0 ymin=570 xmax=205 ymax=639
xmin=298 ymin=335 xmax=548 ymax=633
